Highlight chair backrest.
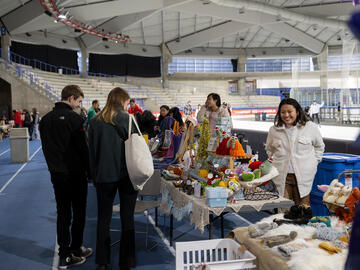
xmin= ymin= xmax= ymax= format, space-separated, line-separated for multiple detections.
xmin=139 ymin=170 xmax=161 ymax=196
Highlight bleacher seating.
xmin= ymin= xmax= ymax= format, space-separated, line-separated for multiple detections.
xmin=1 ymin=59 xmax=280 ymax=112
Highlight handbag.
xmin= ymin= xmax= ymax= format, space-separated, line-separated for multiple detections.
xmin=124 ymin=114 xmax=154 ymax=191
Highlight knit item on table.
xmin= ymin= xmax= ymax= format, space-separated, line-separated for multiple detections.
xmin=310 ymin=216 xmax=331 ymax=227
xmin=278 ymin=241 xmax=308 ymax=257
xmin=248 ymin=222 xmax=278 ymax=238
xmin=262 ymin=231 xmax=298 ymax=248
xmin=313 ymin=225 xmax=345 ymax=241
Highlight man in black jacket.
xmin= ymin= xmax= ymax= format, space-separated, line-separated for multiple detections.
xmin=40 ymin=85 xmax=92 ymax=269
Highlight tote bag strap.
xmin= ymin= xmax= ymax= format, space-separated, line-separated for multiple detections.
xmin=128 ymin=114 xmax=142 ymax=138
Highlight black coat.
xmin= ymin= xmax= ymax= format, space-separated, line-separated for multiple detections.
xmin=88 ymin=110 xmax=138 ymax=185
xmin=39 ymin=102 xmax=90 ymax=176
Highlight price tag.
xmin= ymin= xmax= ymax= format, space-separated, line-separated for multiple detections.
xmin=345 ymin=172 xmax=353 ymax=189
xmin=186 ymin=180 xmax=192 ymax=185
xmin=194 ymin=182 xmax=201 ymax=198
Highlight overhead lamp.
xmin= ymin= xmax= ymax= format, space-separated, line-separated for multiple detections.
xmin=219 ymin=50 xmax=224 ymax=55
xmin=62 ymin=39 xmax=67 ymax=44
xmin=142 ymin=47 xmax=147 ymax=52
xmin=25 ymin=32 xmax=31 ymax=37
xmin=104 ymin=45 xmax=109 ymax=49
xmin=238 ymin=8 xmax=245 ymax=14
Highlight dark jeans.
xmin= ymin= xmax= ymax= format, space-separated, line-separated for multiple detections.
xmin=50 ymin=172 xmax=88 ymax=258
xmin=95 ymin=181 xmax=138 ymax=268
xmin=312 ymin=113 xmax=320 ymax=124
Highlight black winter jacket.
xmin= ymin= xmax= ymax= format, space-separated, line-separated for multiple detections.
xmin=39 ymin=102 xmax=90 ymax=176
xmin=88 ymin=110 xmax=138 ymax=185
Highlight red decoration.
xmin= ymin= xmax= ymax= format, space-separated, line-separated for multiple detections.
xmin=216 ymin=137 xmax=230 ymax=155
xmin=249 ymin=161 xmax=263 ymax=171
xmin=334 ymin=187 xmax=360 ymax=223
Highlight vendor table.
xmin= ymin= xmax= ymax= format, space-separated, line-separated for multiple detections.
xmin=160 ymin=177 xmax=294 ymax=246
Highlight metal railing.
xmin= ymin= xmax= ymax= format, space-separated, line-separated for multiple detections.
xmin=10 ymin=52 xmax=79 ymax=75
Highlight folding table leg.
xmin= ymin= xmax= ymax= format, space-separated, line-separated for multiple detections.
xmin=170 ymin=214 xmax=173 ymax=246
xmin=208 ymin=214 xmax=213 ymax=239
xmin=155 ymin=207 xmax=158 ymax=227
xmin=220 ymin=213 xmax=224 ymax=238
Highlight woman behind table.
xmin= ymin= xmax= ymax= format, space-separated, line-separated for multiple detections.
xmin=89 ymin=87 xmax=138 ymax=270
xmin=169 ymin=107 xmax=184 ymax=128
xmin=265 ymin=98 xmax=325 ymax=206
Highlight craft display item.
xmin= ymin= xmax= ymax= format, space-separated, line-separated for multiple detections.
xmin=253 ymin=169 xmax=261 ymax=179
xmin=310 ymin=216 xmax=331 ymax=227
xmin=284 ymin=205 xmax=313 ymax=221
xmin=205 ymin=187 xmax=229 ymax=207
xmin=248 ymin=222 xmax=278 ymax=238
xmin=216 ymin=132 xmax=230 ymax=155
xmin=335 ymin=185 xmax=352 ymax=206
xmin=198 ymin=169 xmax=209 ymax=179
xmin=260 ymin=159 xmax=273 ymax=175
xmin=195 ymin=118 xmax=211 ymax=163
xmin=312 ymin=224 xmax=345 ymax=241
xmin=242 ymin=172 xmax=255 ymax=182
xmin=323 ymin=179 xmax=344 ymax=204
xmin=249 ymin=161 xmax=263 ymax=171
xmin=261 ymin=231 xmax=297 ymax=248
xmin=334 ymin=187 xmax=360 ymax=223
xmin=278 ymin=242 xmax=308 ymax=257
xmin=318 ymin=242 xmax=342 ymax=255
xmin=227 ymin=136 xmax=246 ymax=157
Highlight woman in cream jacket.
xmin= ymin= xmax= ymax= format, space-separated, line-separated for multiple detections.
xmin=265 ymin=98 xmax=325 ymax=205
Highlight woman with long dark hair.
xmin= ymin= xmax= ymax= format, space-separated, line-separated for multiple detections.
xmin=169 ymin=107 xmax=184 ymax=127
xmin=265 ymin=98 xmax=325 ymax=206
xmin=89 ymin=87 xmax=138 ymax=270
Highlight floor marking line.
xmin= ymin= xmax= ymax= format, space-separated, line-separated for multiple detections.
xmin=0 ymin=149 xmax=10 ymax=157
xmin=147 ymin=211 xmax=176 ymax=256
xmin=0 ymin=145 xmax=42 ymax=194
xmin=52 ymin=237 xmax=59 ymax=270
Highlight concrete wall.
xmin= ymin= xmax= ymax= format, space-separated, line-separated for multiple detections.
xmin=0 ymin=67 xmax=54 ymax=117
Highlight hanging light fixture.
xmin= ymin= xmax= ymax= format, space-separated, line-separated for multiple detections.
xmin=39 ymin=0 xmax=131 ymax=43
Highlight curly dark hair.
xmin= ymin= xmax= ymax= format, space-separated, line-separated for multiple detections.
xmin=274 ymin=98 xmax=308 ymax=127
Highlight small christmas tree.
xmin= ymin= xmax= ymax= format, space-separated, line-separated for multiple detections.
xmin=196 ymin=118 xmax=211 ymax=165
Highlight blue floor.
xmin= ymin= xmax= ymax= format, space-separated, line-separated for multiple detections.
xmin=0 ymin=137 xmax=268 ymax=270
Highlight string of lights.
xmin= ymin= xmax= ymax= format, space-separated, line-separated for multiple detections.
xmin=40 ymin=0 xmax=131 ymax=43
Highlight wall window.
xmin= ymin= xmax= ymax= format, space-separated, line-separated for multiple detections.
xmin=168 ymin=58 xmax=233 ymax=73
xmin=328 ymin=55 xmax=360 ymax=70
xmin=246 ymin=57 xmax=311 ymax=72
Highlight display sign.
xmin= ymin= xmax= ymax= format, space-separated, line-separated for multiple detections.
xmin=1 ymin=26 xmax=6 ymax=36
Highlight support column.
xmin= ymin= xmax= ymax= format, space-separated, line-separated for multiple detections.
xmin=319 ymin=45 xmax=328 ymax=105
xmin=1 ymin=33 xmax=11 ymax=61
xmin=237 ymin=49 xmax=247 ymax=95
xmin=161 ymin=43 xmax=172 ymax=88
xmin=76 ymin=38 xmax=89 ymax=77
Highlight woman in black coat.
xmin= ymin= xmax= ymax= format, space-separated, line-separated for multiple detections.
xmin=88 ymin=87 xmax=138 ymax=270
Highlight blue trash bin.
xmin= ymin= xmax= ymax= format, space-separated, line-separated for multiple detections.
xmin=310 ymin=153 xmax=360 ymax=216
